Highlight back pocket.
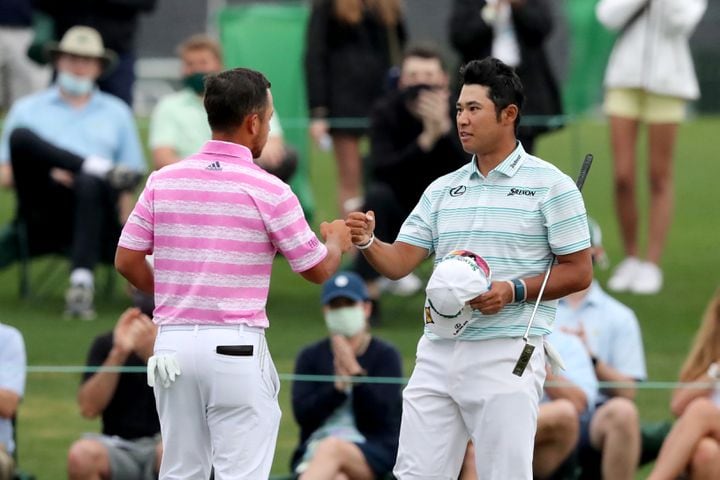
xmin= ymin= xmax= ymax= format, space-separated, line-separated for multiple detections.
xmin=210 ymin=347 xmax=260 ymax=408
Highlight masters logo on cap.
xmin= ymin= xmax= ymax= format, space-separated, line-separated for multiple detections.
xmin=424 ymin=250 xmax=491 ymax=339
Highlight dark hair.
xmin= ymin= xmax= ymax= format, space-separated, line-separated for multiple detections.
xmin=459 ymin=57 xmax=524 ymax=130
xmin=203 ymin=68 xmax=271 ymax=133
xmin=402 ymin=42 xmax=447 ymax=71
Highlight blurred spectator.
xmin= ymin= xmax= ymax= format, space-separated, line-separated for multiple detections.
xmin=353 ymin=43 xmax=469 ymax=322
xmin=35 ymin=0 xmax=157 ymax=105
xmin=0 ymin=0 xmax=51 ymax=110
xmin=647 ymin=287 xmax=720 ymax=480
xmin=555 ymin=217 xmax=647 ymax=480
xmin=449 ymin=0 xmax=563 ymax=154
xmin=0 ymin=26 xmax=145 ymax=320
xmin=149 ymin=33 xmax=297 ymax=182
xmin=291 ymin=271 xmax=403 ymax=479
xmin=459 ymin=330 xmax=598 ymax=479
xmin=66 ymin=307 xmax=161 ymax=480
xmin=598 ymin=0 xmax=707 ymax=295
xmin=0 ymin=322 xmax=26 ymax=480
xmin=305 ymin=0 xmax=405 ymax=216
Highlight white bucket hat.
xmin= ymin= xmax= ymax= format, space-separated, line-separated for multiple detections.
xmin=46 ymin=26 xmax=117 ymax=71
xmin=424 ymin=250 xmax=492 ymax=339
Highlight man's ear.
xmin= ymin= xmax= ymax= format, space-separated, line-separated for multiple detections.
xmin=501 ymin=104 xmax=519 ymax=126
xmin=247 ymin=113 xmax=260 ymax=135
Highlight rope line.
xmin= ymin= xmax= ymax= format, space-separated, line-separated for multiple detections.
xmin=21 ymin=366 xmax=718 ymax=389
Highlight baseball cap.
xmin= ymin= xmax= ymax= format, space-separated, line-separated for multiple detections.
xmin=424 ymin=250 xmax=492 ymax=339
xmin=321 ymin=271 xmax=369 ymax=305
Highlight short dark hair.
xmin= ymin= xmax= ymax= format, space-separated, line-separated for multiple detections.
xmin=459 ymin=57 xmax=524 ymax=130
xmin=402 ymin=42 xmax=447 ymax=71
xmin=203 ymin=68 xmax=271 ymax=133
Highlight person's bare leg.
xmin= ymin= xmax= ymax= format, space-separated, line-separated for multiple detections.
xmin=688 ymin=437 xmax=720 ymax=480
xmin=67 ymin=438 xmax=112 ymax=480
xmin=458 ymin=442 xmax=477 ymax=480
xmin=154 ymin=441 xmax=163 ymax=474
xmin=609 ymin=116 xmax=641 ymax=258
xmin=299 ymin=437 xmax=375 ymax=480
xmin=533 ymin=400 xmax=580 ymax=479
xmin=648 ymin=398 xmax=720 ymax=480
xmin=646 ymin=123 xmax=678 ymax=264
xmin=331 ymin=134 xmax=363 ymax=216
xmin=589 ymin=397 xmax=641 ymax=480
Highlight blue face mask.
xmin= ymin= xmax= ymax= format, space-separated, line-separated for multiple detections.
xmin=57 ymin=71 xmax=94 ymax=97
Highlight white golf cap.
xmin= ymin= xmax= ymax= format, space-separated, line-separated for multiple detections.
xmin=424 ymin=250 xmax=492 ymax=339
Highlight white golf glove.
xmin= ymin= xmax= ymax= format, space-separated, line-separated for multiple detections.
xmin=543 ymin=339 xmax=566 ymax=374
xmin=147 ymin=354 xmax=181 ymax=388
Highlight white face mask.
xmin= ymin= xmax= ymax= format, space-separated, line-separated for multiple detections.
xmin=324 ymin=306 xmax=366 ymax=337
xmin=57 ymin=71 xmax=94 ymax=97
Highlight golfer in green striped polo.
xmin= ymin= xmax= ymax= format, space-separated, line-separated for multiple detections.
xmin=346 ymin=57 xmax=593 ymax=479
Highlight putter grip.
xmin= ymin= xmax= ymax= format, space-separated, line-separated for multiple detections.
xmin=575 ymin=154 xmax=594 ymax=191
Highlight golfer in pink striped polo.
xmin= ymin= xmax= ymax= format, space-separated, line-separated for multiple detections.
xmin=115 ymin=68 xmax=351 ymax=480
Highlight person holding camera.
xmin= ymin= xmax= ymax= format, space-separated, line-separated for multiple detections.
xmin=353 ymin=43 xmax=469 ymax=322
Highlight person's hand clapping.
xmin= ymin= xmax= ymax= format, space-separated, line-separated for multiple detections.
xmin=130 ymin=313 xmax=158 ymax=362
xmin=345 ymin=210 xmax=376 ymax=247
xmin=113 ymin=308 xmax=142 ymax=357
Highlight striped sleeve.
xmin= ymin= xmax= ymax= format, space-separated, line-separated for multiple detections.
xmin=541 ymin=174 xmax=590 ymax=255
xmin=266 ymin=188 xmax=327 ymax=273
xmin=118 ymin=173 xmax=155 ymax=253
xmin=396 ymin=188 xmax=435 ymax=254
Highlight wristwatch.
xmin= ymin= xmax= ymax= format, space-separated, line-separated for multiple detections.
xmin=707 ymin=362 xmax=720 ymax=380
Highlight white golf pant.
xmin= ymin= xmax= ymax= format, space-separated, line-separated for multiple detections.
xmin=153 ymin=324 xmax=281 ymax=480
xmin=394 ymin=335 xmax=546 ymax=480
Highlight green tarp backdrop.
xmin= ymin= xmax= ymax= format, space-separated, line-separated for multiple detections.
xmin=218 ymin=3 xmax=315 ymax=219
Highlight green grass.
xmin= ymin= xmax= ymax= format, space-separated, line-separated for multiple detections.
xmin=2 ymin=116 xmax=720 ymax=478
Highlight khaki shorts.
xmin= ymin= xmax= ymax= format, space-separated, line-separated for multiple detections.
xmin=85 ymin=433 xmax=160 ymax=480
xmin=604 ymin=88 xmax=686 ymax=123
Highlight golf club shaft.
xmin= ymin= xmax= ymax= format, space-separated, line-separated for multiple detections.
xmin=521 ymin=154 xmax=594 ymax=341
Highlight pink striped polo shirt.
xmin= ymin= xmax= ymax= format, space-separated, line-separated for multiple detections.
xmin=118 ymin=140 xmax=328 ymax=327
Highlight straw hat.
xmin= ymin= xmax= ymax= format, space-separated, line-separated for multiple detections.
xmin=46 ymin=26 xmax=117 ymax=71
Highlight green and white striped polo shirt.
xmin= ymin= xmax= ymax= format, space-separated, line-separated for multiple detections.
xmin=397 ymin=143 xmax=590 ymax=341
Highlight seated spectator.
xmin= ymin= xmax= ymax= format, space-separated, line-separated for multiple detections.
xmin=0 ymin=322 xmax=26 ymax=480
xmin=555 ymin=218 xmax=647 ymax=480
xmin=353 ymin=43 xmax=469 ymax=321
xmin=0 ymin=26 xmax=145 ymax=319
xmin=291 ymin=271 xmax=403 ymax=479
xmin=648 ymin=287 xmax=720 ymax=480
xmin=459 ymin=330 xmax=598 ymax=479
xmin=149 ymin=33 xmax=297 ymax=182
xmin=67 ymin=307 xmax=160 ymax=480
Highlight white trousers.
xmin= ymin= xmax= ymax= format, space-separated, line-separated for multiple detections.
xmin=0 ymin=28 xmax=50 ymax=108
xmin=394 ymin=335 xmax=546 ymax=480
xmin=153 ymin=325 xmax=281 ymax=480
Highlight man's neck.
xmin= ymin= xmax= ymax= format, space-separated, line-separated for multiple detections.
xmin=60 ymin=90 xmax=92 ymax=109
xmin=474 ymin=137 xmax=517 ymax=177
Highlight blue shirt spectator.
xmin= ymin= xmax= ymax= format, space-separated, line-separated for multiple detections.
xmin=555 ymin=280 xmax=647 ymax=404
xmin=0 ymin=323 xmax=26 ymax=455
xmin=0 ymin=86 xmax=144 ymax=171
xmin=545 ymin=329 xmax=599 ymax=409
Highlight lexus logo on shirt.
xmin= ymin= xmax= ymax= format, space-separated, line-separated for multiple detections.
xmin=449 ymin=185 xmax=466 ymax=197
